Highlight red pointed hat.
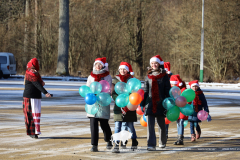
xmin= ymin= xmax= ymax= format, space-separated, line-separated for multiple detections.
xmin=27 ymin=58 xmax=40 ymax=71
xmin=189 ymin=80 xmax=199 ymax=88
xmin=150 ymin=55 xmax=164 ymax=65
xmin=94 ymin=57 xmax=108 ymax=67
xmin=170 ymin=74 xmax=183 ymax=86
xmin=119 ymin=62 xmax=134 ymax=75
xmin=164 ymin=62 xmax=171 ymax=74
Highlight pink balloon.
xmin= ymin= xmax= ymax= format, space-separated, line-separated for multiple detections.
xmin=197 ymin=110 xmax=208 ymax=121
xmin=99 ymin=80 xmax=110 ymax=93
xmin=127 ymin=102 xmax=138 ymax=111
xmin=175 ymin=96 xmax=187 ymax=108
xmin=137 ymin=89 xmax=144 ymax=100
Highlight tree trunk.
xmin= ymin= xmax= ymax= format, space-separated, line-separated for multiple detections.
xmin=56 ymin=0 xmax=69 ymax=76
xmin=34 ymin=0 xmax=38 ymax=57
xmin=23 ymin=0 xmax=29 ymax=67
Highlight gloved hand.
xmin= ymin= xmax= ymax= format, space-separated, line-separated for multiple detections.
xmin=207 ymin=114 xmax=212 ymax=122
xmin=121 ymin=107 xmax=129 ymax=115
xmin=141 ymin=106 xmax=145 ymax=113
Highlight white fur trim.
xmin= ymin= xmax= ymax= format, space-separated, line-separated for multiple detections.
xmin=119 ymin=65 xmax=129 ymax=72
xmin=191 ymin=83 xmax=199 ymax=88
xmin=94 ymin=60 xmax=104 ymax=67
xmin=150 ymin=57 xmax=164 ymax=65
xmin=105 ymin=63 xmax=108 ymax=67
xmin=179 ymin=82 xmax=183 ymax=86
xmin=167 ymin=71 xmax=171 ymax=74
xmin=165 ymin=68 xmax=169 ymax=71
xmin=130 ymin=72 xmax=134 ymax=75
xmin=170 ymin=81 xmax=178 ymax=85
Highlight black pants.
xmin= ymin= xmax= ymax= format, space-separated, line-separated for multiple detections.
xmin=90 ymin=117 xmax=112 ymax=146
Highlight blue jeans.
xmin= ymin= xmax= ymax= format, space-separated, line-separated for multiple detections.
xmin=114 ymin=121 xmax=122 ymax=143
xmin=190 ymin=121 xmax=201 ymax=134
xmin=165 ymin=124 xmax=169 ymax=136
xmin=177 ymin=119 xmax=184 ymax=135
xmin=121 ymin=122 xmax=137 ymax=139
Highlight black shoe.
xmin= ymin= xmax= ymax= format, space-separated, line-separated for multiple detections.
xmin=29 ymin=135 xmax=38 ymax=139
xmin=90 ymin=145 xmax=98 ymax=152
xmin=106 ymin=141 xmax=113 ymax=150
xmin=112 ymin=144 xmax=120 ymax=153
xmin=173 ymin=135 xmax=184 ymax=145
xmin=131 ymin=139 xmax=138 ymax=150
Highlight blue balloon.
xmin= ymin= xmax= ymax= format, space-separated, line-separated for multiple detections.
xmin=179 ymin=104 xmax=194 ymax=116
xmin=79 ymin=85 xmax=92 ymax=97
xmin=114 ymin=82 xmax=129 ymax=95
xmin=85 ymin=103 xmax=99 ymax=115
xmin=85 ymin=93 xmax=97 ymax=105
xmin=162 ymin=97 xmax=175 ymax=110
xmin=143 ymin=114 xmax=147 ymax=122
xmin=169 ymin=86 xmax=181 ymax=99
xmin=90 ymin=82 xmax=102 ymax=94
xmin=184 ymin=120 xmax=188 ymax=127
xmin=116 ymin=93 xmax=129 ymax=108
xmin=127 ymin=78 xmax=142 ymax=93
xmin=97 ymin=92 xmax=112 ymax=107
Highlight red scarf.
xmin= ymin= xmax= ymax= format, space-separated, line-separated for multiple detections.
xmin=91 ymin=71 xmax=109 ymax=82
xmin=116 ymin=74 xmax=133 ymax=83
xmin=193 ymin=91 xmax=203 ymax=112
xmin=148 ymin=73 xmax=166 ymax=114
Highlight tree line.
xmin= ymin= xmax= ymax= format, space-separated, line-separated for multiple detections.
xmin=0 ymin=0 xmax=239 ymax=82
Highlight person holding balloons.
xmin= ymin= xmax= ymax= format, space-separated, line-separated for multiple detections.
xmin=169 ymin=74 xmax=188 ymax=145
xmin=140 ymin=55 xmax=171 ymax=151
xmin=86 ymin=57 xmax=113 ymax=152
xmin=188 ymin=80 xmax=211 ymax=142
xmin=112 ymin=62 xmax=139 ymax=153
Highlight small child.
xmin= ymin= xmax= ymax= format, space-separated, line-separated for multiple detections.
xmin=188 ymin=80 xmax=211 ymax=142
xmin=86 ymin=57 xmax=113 ymax=152
xmin=112 ymin=62 xmax=138 ymax=153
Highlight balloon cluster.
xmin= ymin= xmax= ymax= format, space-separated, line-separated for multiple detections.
xmin=79 ymin=80 xmax=111 ymax=115
xmin=163 ymin=86 xmax=196 ymax=122
xmin=114 ymin=78 xmax=144 ymax=110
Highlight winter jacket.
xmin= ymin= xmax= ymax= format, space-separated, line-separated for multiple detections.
xmin=188 ymin=88 xmax=209 ymax=122
xmin=140 ymin=70 xmax=171 ymax=117
xmin=86 ymin=72 xmax=112 ymax=119
xmin=112 ymin=76 xmax=137 ymax=122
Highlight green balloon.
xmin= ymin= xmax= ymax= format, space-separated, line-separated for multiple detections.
xmin=79 ymin=85 xmax=92 ymax=97
xmin=179 ymin=104 xmax=194 ymax=116
xmin=183 ymin=120 xmax=188 ymax=127
xmin=181 ymin=89 xmax=196 ymax=102
xmin=116 ymin=93 xmax=129 ymax=108
xmin=90 ymin=82 xmax=102 ymax=94
xmin=85 ymin=103 xmax=99 ymax=115
xmin=127 ymin=78 xmax=142 ymax=93
xmin=166 ymin=106 xmax=180 ymax=122
xmin=96 ymin=92 xmax=112 ymax=107
xmin=162 ymin=97 xmax=175 ymax=110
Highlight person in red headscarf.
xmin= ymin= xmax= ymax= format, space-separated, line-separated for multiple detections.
xmin=86 ymin=57 xmax=113 ymax=152
xmin=111 ymin=62 xmax=138 ymax=153
xmin=23 ymin=58 xmax=51 ymax=139
xmin=169 ymin=74 xmax=188 ymax=145
xmin=140 ymin=55 xmax=171 ymax=151
xmin=188 ymin=80 xmax=211 ymax=142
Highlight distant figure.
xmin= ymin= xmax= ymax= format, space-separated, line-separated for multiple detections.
xmin=23 ymin=58 xmax=51 ymax=139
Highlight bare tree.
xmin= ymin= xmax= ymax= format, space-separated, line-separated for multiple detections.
xmin=56 ymin=0 xmax=69 ymax=76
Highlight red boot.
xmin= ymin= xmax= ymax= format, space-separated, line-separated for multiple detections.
xmin=191 ymin=134 xmax=196 ymax=142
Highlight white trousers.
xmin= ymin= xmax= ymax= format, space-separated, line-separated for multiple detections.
xmin=31 ymin=99 xmax=41 ymax=135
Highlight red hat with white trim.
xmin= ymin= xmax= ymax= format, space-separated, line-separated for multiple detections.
xmin=94 ymin=57 xmax=108 ymax=67
xmin=164 ymin=62 xmax=171 ymax=74
xmin=170 ymin=74 xmax=183 ymax=87
xmin=150 ymin=55 xmax=164 ymax=65
xmin=189 ymin=80 xmax=199 ymax=88
xmin=119 ymin=62 xmax=134 ymax=75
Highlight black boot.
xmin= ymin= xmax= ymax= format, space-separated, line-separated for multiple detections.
xmin=106 ymin=141 xmax=113 ymax=150
xmin=131 ymin=139 xmax=138 ymax=150
xmin=112 ymin=143 xmax=120 ymax=153
xmin=90 ymin=145 xmax=98 ymax=152
xmin=173 ymin=135 xmax=184 ymax=145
